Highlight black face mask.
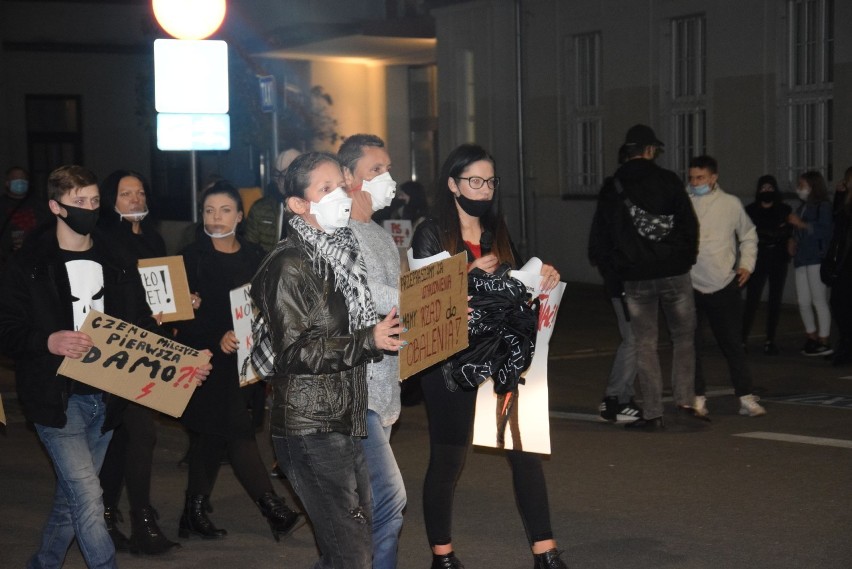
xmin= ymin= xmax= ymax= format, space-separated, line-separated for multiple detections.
xmin=58 ymin=204 xmax=99 ymax=236
xmin=456 ymin=194 xmax=492 ymax=218
xmin=758 ymin=192 xmax=776 ymax=204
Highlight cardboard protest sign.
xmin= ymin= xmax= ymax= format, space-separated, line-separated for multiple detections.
xmin=57 ymin=309 xmax=210 ymax=418
xmin=399 ymin=252 xmax=468 ymax=379
xmin=230 ymin=283 xmax=260 ymax=387
xmin=472 ymin=260 xmax=565 ymax=455
xmin=383 ymin=219 xmax=414 ymax=249
xmin=137 ymin=256 xmax=194 ymax=323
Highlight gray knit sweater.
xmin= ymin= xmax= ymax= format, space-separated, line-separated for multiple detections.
xmin=350 ymin=219 xmax=401 ymax=426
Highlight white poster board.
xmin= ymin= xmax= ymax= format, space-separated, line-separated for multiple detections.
xmin=472 ymin=259 xmax=565 ymax=455
xmin=383 ymin=219 xmax=413 ymax=249
xmin=230 ymin=283 xmax=260 ymax=386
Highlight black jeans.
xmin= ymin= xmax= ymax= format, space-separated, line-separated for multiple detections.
xmin=742 ymin=248 xmax=789 ymax=343
xmin=100 ymin=402 xmax=157 ymax=510
xmin=420 ymin=366 xmax=553 ymax=546
xmin=695 ymin=280 xmax=753 ymax=397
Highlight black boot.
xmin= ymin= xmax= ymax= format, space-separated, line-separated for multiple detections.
xmin=431 ymin=551 xmax=465 ymax=568
xmin=104 ymin=506 xmax=130 ymax=551
xmin=255 ymin=491 xmax=302 ymax=542
xmin=533 ymin=548 xmax=569 ymax=569
xmin=178 ymin=494 xmax=227 ymax=539
xmin=129 ymin=506 xmax=181 ymax=555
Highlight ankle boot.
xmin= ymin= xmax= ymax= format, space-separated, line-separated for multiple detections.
xmin=431 ymin=551 xmax=465 ymax=569
xmin=104 ymin=506 xmax=131 ymax=551
xmin=178 ymin=494 xmax=227 ymax=539
xmin=129 ymin=506 xmax=181 ymax=555
xmin=533 ymin=548 xmax=569 ymax=569
xmin=255 ymin=491 xmax=302 ymax=541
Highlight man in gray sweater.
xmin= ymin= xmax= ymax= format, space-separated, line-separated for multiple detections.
xmin=339 ymin=134 xmax=405 ymax=569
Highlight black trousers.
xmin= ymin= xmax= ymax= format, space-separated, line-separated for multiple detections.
xmin=186 ymin=430 xmax=273 ymax=502
xmin=420 ymin=367 xmax=553 ymax=547
xmin=743 ymin=248 xmax=789 ymax=343
xmin=100 ymin=402 xmax=157 ymax=511
xmin=695 ymin=280 xmax=753 ymax=397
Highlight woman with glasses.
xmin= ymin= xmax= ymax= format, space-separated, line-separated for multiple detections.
xmin=410 ymin=144 xmax=566 ymax=569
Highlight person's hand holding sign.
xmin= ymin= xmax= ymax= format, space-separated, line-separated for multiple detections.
xmin=374 ymin=307 xmax=403 ymax=352
xmin=219 ymin=330 xmax=239 ymax=354
xmin=48 ymin=330 xmax=94 ymax=359
xmin=193 ymin=350 xmax=213 ymax=386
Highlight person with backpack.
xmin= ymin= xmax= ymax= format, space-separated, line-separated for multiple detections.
xmin=589 ymin=124 xmax=699 ymax=431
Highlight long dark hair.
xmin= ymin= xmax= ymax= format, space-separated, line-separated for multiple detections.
xmin=97 ymin=169 xmax=157 ymax=233
xmin=799 ymin=170 xmax=830 ymax=204
xmin=432 ymin=144 xmax=515 ymax=266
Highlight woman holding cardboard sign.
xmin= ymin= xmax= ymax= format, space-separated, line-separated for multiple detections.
xmin=410 ymin=144 xmax=566 ymax=569
xmin=174 ymin=181 xmax=301 ymax=542
xmin=250 ymin=152 xmax=403 ymax=569
xmin=95 ymin=169 xmax=181 ymax=555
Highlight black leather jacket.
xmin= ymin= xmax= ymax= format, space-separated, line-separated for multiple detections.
xmin=0 ymin=223 xmax=156 ymax=430
xmin=250 ymin=234 xmax=380 ymax=437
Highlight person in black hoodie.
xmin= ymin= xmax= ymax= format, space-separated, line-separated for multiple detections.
xmin=742 ymin=175 xmax=793 ymax=355
xmin=824 ymin=179 xmax=852 ymax=365
xmin=0 ymin=165 xmax=210 ymax=569
xmin=589 ymin=124 xmax=700 ymax=430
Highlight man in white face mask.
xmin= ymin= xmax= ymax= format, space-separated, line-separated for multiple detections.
xmin=337 ymin=134 xmax=406 ymax=569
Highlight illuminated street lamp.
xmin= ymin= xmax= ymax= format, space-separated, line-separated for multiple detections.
xmin=152 ymin=0 xmax=226 ymax=40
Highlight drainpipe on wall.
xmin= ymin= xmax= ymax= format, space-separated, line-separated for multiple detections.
xmin=514 ymin=0 xmax=529 ymax=257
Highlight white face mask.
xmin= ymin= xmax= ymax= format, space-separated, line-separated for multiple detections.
xmin=796 ymin=187 xmax=811 ymax=201
xmin=361 ymin=171 xmax=397 ymax=212
xmin=204 ymin=220 xmax=239 ymax=239
xmin=116 ymin=206 xmax=149 ymax=223
xmin=309 ymin=188 xmax=352 ymax=233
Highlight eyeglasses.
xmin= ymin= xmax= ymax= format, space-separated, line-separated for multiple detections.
xmin=456 ymin=176 xmax=500 ymax=190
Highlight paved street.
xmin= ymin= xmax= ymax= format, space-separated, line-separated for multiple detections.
xmin=2 ymin=283 xmax=851 ymax=568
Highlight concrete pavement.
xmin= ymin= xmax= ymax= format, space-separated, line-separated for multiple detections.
xmin=2 ymin=283 xmax=851 ymax=568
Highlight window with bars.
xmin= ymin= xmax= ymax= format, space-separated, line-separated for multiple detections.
xmin=786 ymin=0 xmax=833 ymax=181
xmin=670 ymin=15 xmax=706 ymax=179
xmin=563 ymin=32 xmax=603 ymax=197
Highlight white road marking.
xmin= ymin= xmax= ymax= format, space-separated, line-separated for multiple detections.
xmin=734 ymin=432 xmax=852 ymax=449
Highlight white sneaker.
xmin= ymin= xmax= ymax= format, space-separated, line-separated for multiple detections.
xmin=739 ymin=394 xmax=767 ymax=417
xmin=693 ymin=395 xmax=709 ymax=418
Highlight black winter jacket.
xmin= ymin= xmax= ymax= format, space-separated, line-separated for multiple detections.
xmin=0 ymin=222 xmax=156 ymax=430
xmin=589 ymin=159 xmax=698 ymax=281
xmin=250 ymin=233 xmax=380 ymax=437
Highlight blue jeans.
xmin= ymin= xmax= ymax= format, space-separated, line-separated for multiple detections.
xmin=605 ymin=296 xmax=637 ymax=402
xmin=30 ymin=394 xmax=116 ymax=569
xmin=273 ymin=432 xmax=372 ymax=569
xmin=624 ymin=273 xmax=696 ymax=419
xmin=362 ymin=410 xmax=406 ymax=569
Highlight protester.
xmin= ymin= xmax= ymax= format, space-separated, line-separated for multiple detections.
xmin=374 ymin=179 xmax=428 ymax=228
xmin=251 ymin=152 xmax=403 ymax=569
xmin=589 ymin=125 xmax=699 ymax=431
xmin=688 ymin=155 xmax=765 ymax=418
xmin=742 ymin=175 xmax=793 ymax=355
xmin=338 ymin=134 xmax=407 ymax=569
xmin=823 ymin=177 xmax=852 ymax=365
xmin=95 ymin=169 xmax=180 ymax=555
xmin=588 ymin=144 xmax=640 ymax=424
xmin=1 ymin=165 xmax=49 ymax=270
xmin=789 ymin=170 xmax=834 ymax=356
xmin=0 ymin=165 xmax=210 ymax=569
xmin=410 ymin=144 xmax=567 ymax=569
xmin=174 ymin=181 xmax=300 ymax=542
xmin=245 ymin=148 xmax=301 ymax=252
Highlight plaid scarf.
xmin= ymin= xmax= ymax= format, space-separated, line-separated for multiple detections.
xmin=289 ymin=215 xmax=378 ymax=332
